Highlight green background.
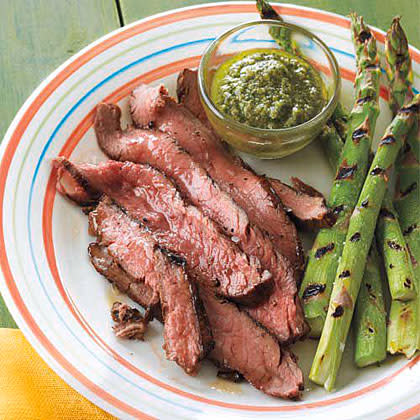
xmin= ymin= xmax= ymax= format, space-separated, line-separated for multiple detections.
xmin=0 ymin=0 xmax=419 ymax=327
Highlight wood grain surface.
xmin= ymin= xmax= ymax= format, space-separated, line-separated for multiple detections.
xmin=0 ymin=0 xmax=120 ymax=326
xmin=120 ymin=0 xmax=420 ymax=48
xmin=0 ymin=0 xmax=120 ymax=139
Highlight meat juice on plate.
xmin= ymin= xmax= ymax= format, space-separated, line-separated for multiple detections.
xmin=209 ymin=378 xmax=243 ymax=394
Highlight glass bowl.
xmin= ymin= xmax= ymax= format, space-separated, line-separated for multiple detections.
xmin=198 ymin=20 xmax=341 ymax=159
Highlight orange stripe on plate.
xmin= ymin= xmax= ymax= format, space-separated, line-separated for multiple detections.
xmin=389 ymin=403 xmax=420 ymax=420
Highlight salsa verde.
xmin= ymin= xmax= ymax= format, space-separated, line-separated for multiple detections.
xmin=210 ymin=48 xmax=326 ymax=129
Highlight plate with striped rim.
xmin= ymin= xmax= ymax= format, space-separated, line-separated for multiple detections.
xmin=0 ymin=2 xmax=418 ymax=419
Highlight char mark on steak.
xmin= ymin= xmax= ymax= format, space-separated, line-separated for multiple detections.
xmin=53 ymin=158 xmax=273 ymax=305
xmin=111 ymin=302 xmax=148 ymax=340
xmin=130 ymin=81 xmax=303 ymax=273
xmin=199 ymin=286 xmax=304 ymax=400
xmin=94 ymin=102 xmax=306 ymax=343
xmin=189 ymin=280 xmax=215 ymax=356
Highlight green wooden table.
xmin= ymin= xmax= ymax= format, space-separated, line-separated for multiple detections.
xmin=0 ymin=0 xmax=418 ymax=329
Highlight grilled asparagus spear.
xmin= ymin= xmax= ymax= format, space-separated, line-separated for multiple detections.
xmin=393 ymin=126 xmax=420 ymax=354
xmin=385 ymin=16 xmax=420 ymax=356
xmin=299 ymin=14 xmax=381 ymax=337
xmin=378 ymin=17 xmax=417 ymax=302
xmin=318 ymin=99 xmax=387 ymax=368
xmin=317 ymin=122 xmax=345 ymax=171
xmin=353 ymin=240 xmax=387 ymax=367
xmin=310 ymin=94 xmax=419 ymax=390
xmin=256 ymin=0 xmax=298 ymax=54
xmin=332 ymin=102 xmax=350 ymax=141
xmin=376 ymin=193 xmax=416 ymax=300
xmin=390 ymin=122 xmax=420 ymax=355
xmin=385 ymin=17 xmax=414 ymax=115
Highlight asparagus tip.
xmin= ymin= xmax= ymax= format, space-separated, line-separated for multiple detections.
xmin=256 ymin=0 xmax=279 ymax=20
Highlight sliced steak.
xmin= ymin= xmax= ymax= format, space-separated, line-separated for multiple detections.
xmin=89 ymin=240 xmax=213 ymax=355
xmin=111 ymin=302 xmax=148 ymax=340
xmin=56 ymin=162 xmax=214 ymax=358
xmin=56 ymin=158 xmax=102 ymax=206
xmin=95 ymin=103 xmax=250 ymax=242
xmin=269 ymin=177 xmax=335 ymax=230
xmin=89 ymin=198 xmax=204 ymax=375
xmin=94 ymin=103 xmax=306 ymax=342
xmin=54 ymin=159 xmax=304 ymax=399
xmin=199 ymin=286 xmax=303 ymax=399
xmin=188 ymin=280 xmax=215 ymax=356
xmin=54 ymin=158 xmax=272 ymax=304
xmin=176 ymin=68 xmax=332 ymax=232
xmin=177 ymin=68 xmax=211 ymax=128
xmin=88 ymin=242 xmax=162 ymax=321
xmin=129 ymin=83 xmax=303 ymax=272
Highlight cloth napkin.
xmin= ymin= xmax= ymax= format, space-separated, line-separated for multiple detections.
xmin=0 ymin=328 xmax=115 ymax=420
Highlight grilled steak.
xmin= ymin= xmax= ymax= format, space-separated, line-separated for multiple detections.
xmin=94 ymin=103 xmax=250 ymax=242
xmin=177 ymin=68 xmax=211 ymax=128
xmin=88 ymin=242 xmax=162 ymax=321
xmin=56 ymin=158 xmax=102 ymax=205
xmin=53 ymin=161 xmax=304 ymax=399
xmin=54 ymin=158 xmax=272 ymax=304
xmin=111 ymin=302 xmax=148 ymax=340
xmin=269 ymin=177 xmax=335 ymax=230
xmin=129 ymin=84 xmax=303 ymax=272
xmin=94 ymin=103 xmax=306 ymax=343
xmin=199 ymin=286 xmax=304 ymax=399
xmin=90 ymin=198 xmax=205 ymax=374
xmin=177 ymin=68 xmax=333 ymax=231
xmin=89 ymin=237 xmax=213 ymax=355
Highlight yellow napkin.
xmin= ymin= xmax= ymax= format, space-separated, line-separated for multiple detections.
xmin=0 ymin=328 xmax=115 ymax=420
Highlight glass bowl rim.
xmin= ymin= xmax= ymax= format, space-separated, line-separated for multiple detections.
xmin=198 ymin=19 xmax=341 ymax=136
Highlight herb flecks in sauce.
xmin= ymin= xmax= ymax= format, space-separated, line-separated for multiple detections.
xmin=211 ymin=48 xmax=326 ymax=129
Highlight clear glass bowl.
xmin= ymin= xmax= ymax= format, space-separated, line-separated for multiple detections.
xmin=198 ymin=20 xmax=341 ymax=159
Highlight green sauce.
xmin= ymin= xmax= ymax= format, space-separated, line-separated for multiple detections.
xmin=210 ymin=48 xmax=326 ymax=129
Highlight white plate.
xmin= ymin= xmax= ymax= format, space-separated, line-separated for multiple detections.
xmin=0 ymin=3 xmax=419 ymax=419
